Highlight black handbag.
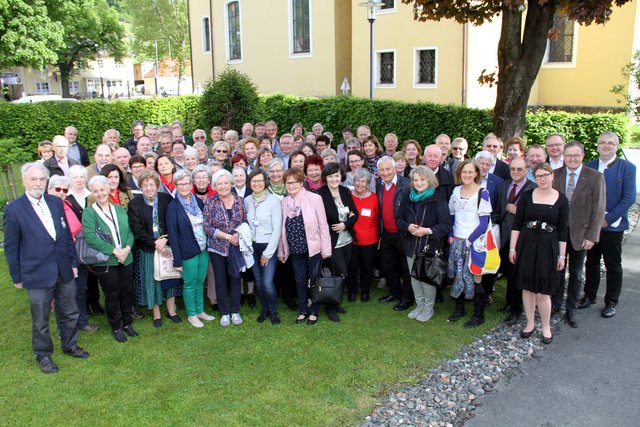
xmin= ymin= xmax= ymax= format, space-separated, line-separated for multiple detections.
xmin=308 ymin=260 xmax=344 ymax=305
xmin=411 ymin=235 xmax=447 ymax=289
xmin=75 ymin=231 xmax=110 ymax=266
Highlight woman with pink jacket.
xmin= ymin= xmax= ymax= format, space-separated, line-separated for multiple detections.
xmin=278 ymin=168 xmax=332 ymax=325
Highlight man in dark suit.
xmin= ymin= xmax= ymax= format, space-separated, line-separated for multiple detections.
xmin=496 ymin=157 xmax=537 ymax=321
xmin=552 ymin=141 xmax=606 ymax=328
xmin=64 ymin=126 xmax=90 ymax=166
xmin=376 ymin=156 xmax=413 ymax=311
xmin=44 ymin=135 xmax=80 ymax=177
xmin=4 ymin=163 xmax=89 ymax=374
xmin=124 ymin=120 xmax=145 ymax=155
xmin=483 ymin=135 xmax=510 ymax=180
xmin=424 ymin=144 xmax=454 ymax=202
xmin=581 ymin=132 xmax=636 ymax=318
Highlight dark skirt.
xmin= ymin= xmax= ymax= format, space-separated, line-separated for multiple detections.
xmin=512 ymin=228 xmax=559 ymax=295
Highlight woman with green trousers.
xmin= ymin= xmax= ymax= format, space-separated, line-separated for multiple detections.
xmin=166 ymin=170 xmax=215 ymax=328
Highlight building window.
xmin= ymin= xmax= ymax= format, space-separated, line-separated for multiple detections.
xmin=380 ymin=0 xmax=394 ymax=9
xmin=376 ymin=50 xmax=395 ymax=86
xmin=202 ymin=16 xmax=211 ymax=53
xmin=68 ymin=81 xmax=80 ymax=94
xmin=414 ymin=47 xmax=437 ymax=87
xmin=35 ymin=82 xmax=50 ymax=94
xmin=226 ymin=1 xmax=242 ymax=61
xmin=291 ymin=0 xmax=310 ymax=54
xmin=547 ymin=14 xmax=575 ymax=63
xmin=96 ymin=59 xmax=104 ymax=68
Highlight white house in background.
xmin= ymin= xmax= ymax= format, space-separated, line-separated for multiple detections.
xmin=141 ymin=59 xmax=193 ymax=96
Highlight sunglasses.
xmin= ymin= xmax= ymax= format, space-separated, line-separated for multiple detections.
xmin=216 ymin=149 xmax=228 ymax=153
xmin=53 ymin=187 xmax=69 ymax=194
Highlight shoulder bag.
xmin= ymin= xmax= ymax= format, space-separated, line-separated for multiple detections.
xmin=308 ymin=259 xmax=344 ymax=305
xmin=411 ymin=234 xmax=447 ymax=289
xmin=154 ymin=236 xmax=182 ymax=281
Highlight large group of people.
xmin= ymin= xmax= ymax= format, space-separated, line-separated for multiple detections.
xmin=6 ymin=120 xmax=636 ymax=374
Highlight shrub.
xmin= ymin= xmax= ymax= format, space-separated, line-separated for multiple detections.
xmin=198 ymin=68 xmax=260 ymax=132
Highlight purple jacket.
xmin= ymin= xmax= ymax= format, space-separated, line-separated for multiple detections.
xmin=203 ymin=194 xmax=247 ymax=256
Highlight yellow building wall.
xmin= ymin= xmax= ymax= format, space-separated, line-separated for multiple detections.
xmin=465 ymin=20 xmax=501 ymax=109
xmin=206 ymin=0 xmax=344 ymax=97
xmin=532 ymin=0 xmax=639 ymax=107
xmin=188 ymin=0 xmax=215 ymax=93
xmin=351 ymin=1 xmax=464 ymax=103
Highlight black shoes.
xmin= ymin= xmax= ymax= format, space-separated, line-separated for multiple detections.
xmin=464 ymin=316 xmax=485 ymax=328
xmin=335 ymin=305 xmax=347 ymax=314
xmin=306 ymin=315 xmax=318 ymax=325
xmin=565 ymin=311 xmax=578 ymax=328
xmin=295 ymin=314 xmax=307 ymax=324
xmin=123 ymin=324 xmax=139 ymax=337
xmin=393 ymin=301 xmax=413 ymax=311
xmin=577 ymin=296 xmax=597 ymax=309
xmin=601 ymin=304 xmax=616 ymax=318
xmin=166 ymin=312 xmax=182 ymax=324
xmin=551 ymin=304 xmax=561 ymax=315
xmin=327 ymin=310 xmax=341 ymax=322
xmin=361 ymin=292 xmax=370 ymax=302
xmin=270 ymin=313 xmax=281 ymax=325
xmin=36 ymin=355 xmax=59 ymax=374
xmin=448 ymin=310 xmax=466 ymax=322
xmin=541 ymin=335 xmax=553 ymax=345
xmin=378 ymin=294 xmax=400 ymax=303
xmin=247 ymin=293 xmax=257 ymax=308
xmin=153 ymin=318 xmax=162 ymax=328
xmin=63 ymin=346 xmax=90 ymax=359
xmin=113 ymin=329 xmax=128 ymax=343
xmin=505 ymin=312 xmax=521 ymax=323
xmin=257 ymin=311 xmax=269 ymax=323
xmin=240 ymin=294 xmax=246 ymax=306
xmin=520 ymin=328 xmax=535 ymax=339
xmin=348 ymin=293 xmax=357 ymax=302
xmin=131 ymin=306 xmax=145 ymax=319
xmin=285 ymin=300 xmax=298 ymax=311
xmin=80 ymin=324 xmax=99 ymax=333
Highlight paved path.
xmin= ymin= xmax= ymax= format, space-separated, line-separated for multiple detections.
xmin=465 ymin=224 xmax=640 ymax=427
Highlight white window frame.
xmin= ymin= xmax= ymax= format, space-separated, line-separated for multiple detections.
xmin=413 ymin=46 xmax=438 ymax=89
xmin=202 ymin=16 xmax=212 ymax=54
xmin=68 ymin=80 xmax=81 ymax=94
xmin=375 ymin=49 xmax=396 ymax=88
xmin=224 ymin=0 xmax=243 ymax=64
xmin=542 ymin=20 xmax=578 ymax=69
xmin=288 ymin=0 xmax=312 ymax=59
xmin=377 ymin=0 xmax=396 ymax=15
xmin=35 ymin=82 xmax=50 ymax=94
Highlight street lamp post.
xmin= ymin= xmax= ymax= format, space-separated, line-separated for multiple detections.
xmin=95 ymin=44 xmax=104 ymax=98
xmin=359 ymin=1 xmax=383 ymax=99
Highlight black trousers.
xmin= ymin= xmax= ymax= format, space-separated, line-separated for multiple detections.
xmin=379 ymin=231 xmax=413 ymax=302
xmin=553 ymin=242 xmax=586 ymax=313
xmin=275 ymin=258 xmax=296 ymax=305
xmin=27 ymin=277 xmax=79 ymax=357
xmin=347 ymin=243 xmax=377 ymax=293
xmin=585 ymin=231 xmax=624 ymax=306
xmin=98 ymin=264 xmax=134 ymax=330
xmin=499 ymin=242 xmax=522 ymax=314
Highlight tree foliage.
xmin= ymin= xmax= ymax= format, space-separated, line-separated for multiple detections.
xmin=612 ymin=50 xmax=640 ymax=121
xmin=199 ymin=69 xmax=261 ymax=132
xmin=402 ymin=0 xmax=632 ymax=141
xmin=126 ymin=0 xmax=190 ymax=94
xmin=0 ymin=0 xmax=64 ymax=70
xmin=46 ymin=0 xmax=127 ymax=97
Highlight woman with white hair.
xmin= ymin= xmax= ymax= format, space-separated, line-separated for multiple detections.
xmin=184 ymin=147 xmax=199 ymax=173
xmin=193 ymin=141 xmax=211 ymax=165
xmin=231 ymin=165 xmax=256 ymax=307
xmin=225 ymin=129 xmax=239 ymax=154
xmin=203 ymin=169 xmax=249 ymax=326
xmin=82 ymin=175 xmax=137 ymax=343
xmin=267 ymin=158 xmax=286 ymax=199
xmin=211 ymin=140 xmax=231 ymax=171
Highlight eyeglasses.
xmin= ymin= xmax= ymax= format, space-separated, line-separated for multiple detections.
xmin=348 ymin=159 xmax=363 ymax=164
xmin=285 ymin=181 xmax=301 ymax=186
xmin=53 ymin=187 xmax=69 ymax=194
xmin=176 ymin=182 xmax=191 ymax=187
xmin=564 ymin=153 xmax=583 ymax=159
xmin=484 ymin=144 xmax=500 ymax=149
xmin=510 ymin=167 xmax=525 ymax=172
xmin=269 ymin=169 xmax=284 ymax=174
xmin=451 ymin=146 xmax=464 ymax=151
xmin=597 ymin=140 xmax=617 ymax=146
xmin=216 ymin=149 xmax=228 ymax=153
xmin=535 ymin=172 xmax=552 ymax=180
xmin=251 ymin=179 xmax=266 ymax=184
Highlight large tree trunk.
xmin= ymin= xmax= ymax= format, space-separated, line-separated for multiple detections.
xmin=493 ymin=1 xmax=557 ymax=141
xmin=58 ymin=62 xmax=72 ymax=98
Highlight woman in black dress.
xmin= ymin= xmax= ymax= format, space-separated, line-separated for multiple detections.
xmin=509 ymin=163 xmax=568 ymax=344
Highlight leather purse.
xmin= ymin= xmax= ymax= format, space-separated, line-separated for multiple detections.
xmin=154 ymin=245 xmax=182 ymax=281
xmin=411 ymin=235 xmax=447 ymax=289
xmin=308 ymin=260 xmax=344 ymax=305
xmin=75 ymin=231 xmax=111 ymax=266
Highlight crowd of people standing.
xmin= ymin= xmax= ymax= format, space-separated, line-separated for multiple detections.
xmin=6 ymin=120 xmax=636 ymax=374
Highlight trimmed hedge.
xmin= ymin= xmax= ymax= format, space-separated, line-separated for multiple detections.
xmin=0 ymin=94 xmax=628 ymax=161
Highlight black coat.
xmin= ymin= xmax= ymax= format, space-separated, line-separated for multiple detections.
xmin=492 ymin=160 xmax=511 ymax=181
xmin=435 ymin=167 xmax=454 ymax=204
xmin=128 ymin=192 xmax=173 ymax=252
xmin=497 ymin=179 xmax=537 ymax=249
xmin=397 ymin=191 xmax=451 ymax=257
xmin=74 ymin=142 xmax=91 ymax=167
xmin=317 ymin=185 xmax=359 ymax=248
xmin=43 ymin=156 xmax=79 ymax=177
xmin=376 ymin=174 xmax=410 ymax=236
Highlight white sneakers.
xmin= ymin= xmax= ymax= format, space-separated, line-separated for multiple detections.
xmin=187 ymin=316 xmax=204 ymax=328
xmin=407 ymin=305 xmax=434 ymax=322
xmin=197 ymin=312 xmax=215 ymax=321
xmin=220 ymin=315 xmax=231 ymax=327
xmin=231 ymin=313 xmax=243 ymax=325
xmin=407 ymin=307 xmax=422 ymax=319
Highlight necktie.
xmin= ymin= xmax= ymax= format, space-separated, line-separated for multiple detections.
xmin=566 ymin=172 xmax=576 ymax=202
xmin=508 ymin=183 xmax=517 ymax=204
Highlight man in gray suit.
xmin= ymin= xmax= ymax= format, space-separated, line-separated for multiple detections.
xmin=552 ymin=141 xmax=605 ymax=328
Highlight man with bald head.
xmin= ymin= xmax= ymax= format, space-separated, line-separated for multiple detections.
xmin=63 ymin=126 xmax=90 ymax=166
xmin=356 ymin=125 xmax=371 ymax=146
xmin=424 ymin=144 xmax=454 ymax=202
xmin=114 ymin=148 xmax=132 ymax=175
xmin=136 ymin=135 xmax=153 ymax=156
xmin=44 ymin=135 xmax=80 ymax=177
xmin=86 ymin=144 xmax=114 ymax=179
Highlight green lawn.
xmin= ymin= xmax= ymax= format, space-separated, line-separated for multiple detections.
xmin=0 ymin=255 xmax=506 ymax=426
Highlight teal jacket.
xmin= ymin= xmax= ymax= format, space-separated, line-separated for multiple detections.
xmin=81 ymin=203 xmax=134 ymax=267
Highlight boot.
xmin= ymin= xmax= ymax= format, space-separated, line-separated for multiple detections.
xmin=464 ymin=284 xmax=485 ymax=328
xmin=448 ymin=298 xmax=466 ymax=322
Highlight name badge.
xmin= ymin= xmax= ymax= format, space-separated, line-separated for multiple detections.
xmin=60 ymin=217 xmax=67 ymax=229
xmin=252 ymin=219 xmax=260 ymax=226
xmin=361 ymin=208 xmax=372 ymax=217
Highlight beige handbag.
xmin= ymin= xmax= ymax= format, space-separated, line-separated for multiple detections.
xmin=153 ymin=239 xmax=182 ymax=281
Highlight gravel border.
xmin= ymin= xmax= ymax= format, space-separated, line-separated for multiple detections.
xmin=362 ymin=202 xmax=640 ymax=427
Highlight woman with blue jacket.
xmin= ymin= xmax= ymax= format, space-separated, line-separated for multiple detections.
xmin=166 ymin=170 xmax=215 ymax=328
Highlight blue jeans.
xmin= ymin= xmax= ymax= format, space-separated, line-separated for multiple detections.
xmin=252 ymin=243 xmax=278 ymax=314
xmin=209 ymin=252 xmax=241 ymax=315
xmin=289 ymin=252 xmax=321 ymax=315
